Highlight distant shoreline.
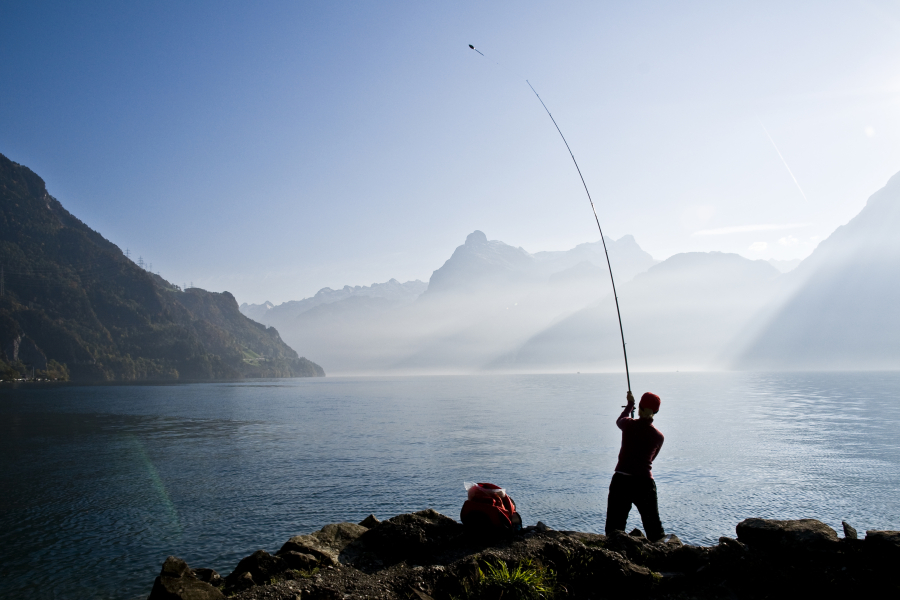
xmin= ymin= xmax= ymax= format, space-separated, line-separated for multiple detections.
xmin=0 ymin=375 xmax=323 ymax=387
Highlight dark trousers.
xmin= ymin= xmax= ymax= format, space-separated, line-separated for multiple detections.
xmin=605 ymin=472 xmax=664 ymax=541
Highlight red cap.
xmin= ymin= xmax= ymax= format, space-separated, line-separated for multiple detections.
xmin=639 ymin=392 xmax=661 ymax=414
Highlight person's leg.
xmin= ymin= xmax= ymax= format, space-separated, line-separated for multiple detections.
xmin=604 ymin=473 xmax=633 ymax=535
xmin=633 ymin=478 xmax=665 ymax=541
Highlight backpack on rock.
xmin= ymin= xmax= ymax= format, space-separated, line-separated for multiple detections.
xmin=460 ymin=482 xmax=523 ymax=531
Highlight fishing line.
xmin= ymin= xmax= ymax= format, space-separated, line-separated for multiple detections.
xmin=469 ymin=45 xmax=632 ymax=395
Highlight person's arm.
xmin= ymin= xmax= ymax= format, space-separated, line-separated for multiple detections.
xmin=616 ymin=391 xmax=635 ymax=429
xmin=651 ymin=435 xmax=664 ymax=461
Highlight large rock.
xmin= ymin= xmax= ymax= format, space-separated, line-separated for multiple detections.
xmin=148 ymin=556 xmax=224 ymax=600
xmin=605 ymin=530 xmax=648 ymax=560
xmin=842 ymin=521 xmax=858 ymax=540
xmin=556 ymin=543 xmax=661 ymax=598
xmin=225 ymin=549 xmax=286 ymax=587
xmin=356 ymin=509 xmax=464 ymax=565
xmin=359 ymin=514 xmax=380 ymax=528
xmin=865 ymin=530 xmax=900 ymax=558
xmin=735 ymin=518 xmax=838 ymax=550
xmin=278 ymin=521 xmax=368 ymax=565
xmin=190 ymin=568 xmax=222 ymax=587
xmin=281 ymin=551 xmax=319 ymax=571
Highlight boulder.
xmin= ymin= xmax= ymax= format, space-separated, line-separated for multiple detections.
xmin=190 ymin=568 xmax=222 ymax=587
xmin=148 ymin=556 xmax=224 ymax=600
xmin=230 ymin=571 xmax=255 ymax=593
xmin=865 ymin=530 xmax=900 ymax=557
xmin=282 ymin=551 xmax=319 ymax=571
xmin=718 ymin=536 xmax=747 ymax=552
xmin=226 ymin=549 xmax=286 ymax=586
xmin=278 ymin=521 xmax=369 ymax=565
xmin=662 ymin=533 xmax=683 ymax=546
xmin=562 ymin=545 xmax=660 ymax=598
xmin=735 ymin=518 xmax=838 ymax=551
xmin=605 ymin=530 xmax=649 ymax=562
xmin=359 ymin=514 xmax=380 ymax=528
xmin=842 ymin=521 xmax=858 ymax=540
xmin=356 ymin=509 xmax=464 ymax=565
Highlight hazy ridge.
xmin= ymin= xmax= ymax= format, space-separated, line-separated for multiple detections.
xmin=736 ymin=170 xmax=900 ymax=371
xmin=243 ymin=171 xmax=900 ymax=375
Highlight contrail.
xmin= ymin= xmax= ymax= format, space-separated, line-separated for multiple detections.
xmin=757 ymin=116 xmax=809 ymax=202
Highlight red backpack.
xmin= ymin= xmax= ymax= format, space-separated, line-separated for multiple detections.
xmin=460 ymin=482 xmax=523 ymax=531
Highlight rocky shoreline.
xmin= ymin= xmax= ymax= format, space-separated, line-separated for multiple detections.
xmin=148 ymin=510 xmax=899 ymax=599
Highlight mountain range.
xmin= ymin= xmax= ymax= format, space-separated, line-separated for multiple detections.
xmin=241 ymin=229 xmax=668 ymax=374
xmin=7 ymin=148 xmax=895 ymax=379
xmin=243 ymin=171 xmax=900 ymax=375
xmin=0 ymin=153 xmax=324 ymax=381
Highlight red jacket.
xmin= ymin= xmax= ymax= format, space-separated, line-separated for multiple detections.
xmin=613 ymin=404 xmax=664 ymax=478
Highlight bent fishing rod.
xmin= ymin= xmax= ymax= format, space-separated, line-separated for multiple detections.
xmin=469 ymin=45 xmax=632 ymax=409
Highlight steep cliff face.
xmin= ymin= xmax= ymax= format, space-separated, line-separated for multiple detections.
xmin=0 ymin=152 xmax=323 ymax=381
xmin=736 ymin=170 xmax=900 ymax=370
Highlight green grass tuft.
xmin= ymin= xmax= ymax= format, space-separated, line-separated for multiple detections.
xmin=473 ymin=559 xmax=556 ymax=600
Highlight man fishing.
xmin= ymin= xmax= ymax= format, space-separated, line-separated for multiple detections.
xmin=469 ymin=47 xmax=662 ymax=537
xmin=605 ymin=391 xmax=665 ymax=541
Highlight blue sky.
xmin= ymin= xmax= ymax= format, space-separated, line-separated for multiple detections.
xmin=3 ymin=1 xmax=900 ymax=303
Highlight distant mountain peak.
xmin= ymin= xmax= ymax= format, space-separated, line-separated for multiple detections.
xmin=466 ymin=230 xmax=488 ymax=245
xmin=425 ymin=231 xmax=535 ymax=295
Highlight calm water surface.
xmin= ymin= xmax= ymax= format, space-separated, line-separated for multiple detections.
xmin=1 ymin=372 xmax=899 ymax=599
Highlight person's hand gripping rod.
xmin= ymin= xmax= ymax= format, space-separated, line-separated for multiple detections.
xmin=622 ymin=391 xmax=635 ymax=418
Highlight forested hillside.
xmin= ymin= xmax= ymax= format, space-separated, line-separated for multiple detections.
xmin=0 ymin=153 xmax=324 ymax=381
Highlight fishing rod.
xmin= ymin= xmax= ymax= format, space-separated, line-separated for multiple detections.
xmin=468 ymin=45 xmax=632 ymax=405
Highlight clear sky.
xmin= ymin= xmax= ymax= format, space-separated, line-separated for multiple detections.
xmin=3 ymin=1 xmax=900 ymax=303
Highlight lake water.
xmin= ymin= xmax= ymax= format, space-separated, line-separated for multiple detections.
xmin=2 ymin=372 xmax=899 ymax=599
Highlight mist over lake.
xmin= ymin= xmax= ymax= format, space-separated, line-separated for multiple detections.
xmin=3 ymin=372 xmax=899 ymax=600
